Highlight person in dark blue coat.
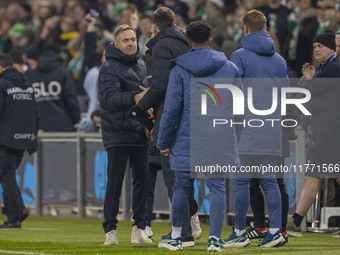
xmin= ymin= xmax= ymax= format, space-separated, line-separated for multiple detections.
xmin=157 ymin=20 xmax=242 ymax=252
xmin=99 ymin=25 xmax=152 ymax=246
xmin=225 ymin=10 xmax=287 ymax=248
xmin=287 ymin=30 xmax=340 ymax=237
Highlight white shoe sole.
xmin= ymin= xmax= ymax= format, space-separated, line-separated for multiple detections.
xmin=182 ymin=241 xmax=195 ymax=247
xmin=207 ymin=246 xmax=224 ymax=252
xmin=131 ymin=238 xmax=152 ymax=244
xmin=260 ymin=236 xmax=285 ymax=247
xmin=104 ymin=240 xmax=118 ymax=245
xmin=158 ymin=243 xmax=183 ymax=250
xmin=287 ymin=231 xmax=302 ymax=237
xmin=223 ymin=239 xmax=251 ymax=248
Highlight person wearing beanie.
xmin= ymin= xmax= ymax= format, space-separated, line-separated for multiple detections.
xmin=286 ymin=30 xmax=340 ymax=237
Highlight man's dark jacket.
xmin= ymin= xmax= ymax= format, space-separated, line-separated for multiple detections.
xmin=302 ymin=56 xmax=340 ymax=134
xmin=0 ymin=68 xmax=38 ymax=151
xmin=137 ymin=26 xmax=189 ymax=143
xmin=26 ymin=50 xmax=80 ymax=131
xmin=99 ymin=43 xmax=151 ymax=150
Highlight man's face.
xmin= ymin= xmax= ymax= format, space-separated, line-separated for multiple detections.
xmin=114 ymin=29 xmax=137 ymax=56
xmin=313 ymin=42 xmax=335 ymax=63
xmin=140 ymin=18 xmax=152 ymax=35
xmin=336 ymin=37 xmax=340 ymax=56
xmin=299 ymin=0 xmax=311 ymax=11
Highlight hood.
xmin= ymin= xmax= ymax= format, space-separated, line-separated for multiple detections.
xmin=37 ymin=51 xmax=61 ymax=72
xmin=171 ymin=47 xmax=227 ymax=76
xmin=105 ymin=42 xmax=140 ymax=65
xmin=0 ymin=68 xmax=28 ymax=88
xmin=146 ymin=25 xmax=188 ymax=51
xmin=240 ymin=30 xmax=276 ymax=56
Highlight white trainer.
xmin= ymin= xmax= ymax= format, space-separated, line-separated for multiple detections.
xmin=104 ymin=230 xmax=118 ymax=245
xmin=131 ymin=226 xmax=152 ymax=244
xmin=191 ymin=213 xmax=202 ymax=239
xmin=144 ymin=227 xmax=154 ymax=240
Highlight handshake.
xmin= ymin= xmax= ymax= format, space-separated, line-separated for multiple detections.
xmin=129 ymin=105 xmax=153 ymax=118
xmin=130 ymin=85 xmax=152 ymax=118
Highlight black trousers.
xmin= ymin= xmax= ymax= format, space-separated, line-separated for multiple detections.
xmin=249 ymin=157 xmax=289 ymax=232
xmin=159 ymin=154 xmax=198 ymax=236
xmin=103 ymin=145 xmax=149 ymax=233
xmin=0 ymin=146 xmax=25 ymax=224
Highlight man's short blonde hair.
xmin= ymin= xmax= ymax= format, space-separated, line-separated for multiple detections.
xmin=243 ymin=10 xmax=267 ymax=33
xmin=113 ymin=24 xmax=136 ymax=42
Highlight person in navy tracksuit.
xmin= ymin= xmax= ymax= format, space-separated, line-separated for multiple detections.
xmin=157 ymin=20 xmax=242 ymax=252
xmin=224 ymin=10 xmax=288 ymax=248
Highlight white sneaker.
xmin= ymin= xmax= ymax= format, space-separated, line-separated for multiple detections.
xmin=131 ymin=226 xmax=152 ymax=244
xmin=145 ymin=227 xmax=153 ymax=240
xmin=191 ymin=213 xmax=202 ymax=239
xmin=104 ymin=230 xmax=118 ymax=245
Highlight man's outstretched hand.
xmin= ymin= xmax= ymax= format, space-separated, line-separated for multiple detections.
xmin=134 ymin=86 xmax=149 ymax=104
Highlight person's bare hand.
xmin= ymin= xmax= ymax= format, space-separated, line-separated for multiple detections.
xmin=160 ymin=148 xmax=169 ymax=156
xmin=134 ymin=86 xmax=149 ymax=104
xmin=302 ymin=63 xmax=315 ymax=80
xmin=146 ymin=108 xmax=153 ymax=117
xmin=337 ymin=178 xmax=340 ymax=185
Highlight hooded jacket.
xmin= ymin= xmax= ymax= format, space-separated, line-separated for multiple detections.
xmin=99 ymin=43 xmax=151 ymax=149
xmin=137 ymin=26 xmax=189 ymax=145
xmin=230 ymin=30 xmax=288 ymax=156
xmin=157 ymin=47 xmax=241 ymax=171
xmin=26 ymin=50 xmax=80 ymax=131
xmin=0 ymin=68 xmax=38 ymax=151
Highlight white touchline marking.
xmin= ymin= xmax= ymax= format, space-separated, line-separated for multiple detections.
xmin=0 ymin=250 xmax=67 ymax=255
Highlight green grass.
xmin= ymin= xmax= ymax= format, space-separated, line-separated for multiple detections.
xmin=0 ymin=216 xmax=339 ymax=254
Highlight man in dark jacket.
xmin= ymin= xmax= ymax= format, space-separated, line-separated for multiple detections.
xmin=0 ymin=53 xmax=38 ymax=228
xmin=132 ymin=7 xmax=201 ymax=244
xmin=99 ymin=24 xmax=151 ymax=245
xmin=26 ymin=44 xmax=80 ymax=131
xmin=226 ymin=10 xmax=287 ymax=248
xmin=287 ymin=30 xmax=340 ymax=236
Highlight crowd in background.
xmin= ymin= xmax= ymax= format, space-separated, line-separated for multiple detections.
xmin=0 ymin=0 xmax=340 ymax=130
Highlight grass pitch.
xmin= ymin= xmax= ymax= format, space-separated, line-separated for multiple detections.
xmin=0 ymin=216 xmax=339 ymax=255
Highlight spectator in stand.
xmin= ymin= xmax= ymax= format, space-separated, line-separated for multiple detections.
xmin=221 ymin=6 xmax=246 ymax=58
xmin=119 ymin=4 xmax=140 ymax=33
xmin=170 ymin=1 xmax=190 ymax=30
xmin=0 ymin=18 xmax=12 ymax=53
xmin=259 ymin=0 xmax=292 ymax=58
xmin=288 ymin=0 xmax=318 ymax=77
xmin=336 ymin=31 xmax=340 ymax=55
xmin=5 ymin=3 xmax=20 ymax=25
xmin=75 ymin=13 xmax=109 ymax=132
xmin=206 ymin=0 xmax=231 ymax=51
xmin=138 ymin=15 xmax=153 ymax=55
xmin=26 ymin=43 xmax=80 ymax=131
xmin=317 ymin=0 xmax=338 ymax=34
